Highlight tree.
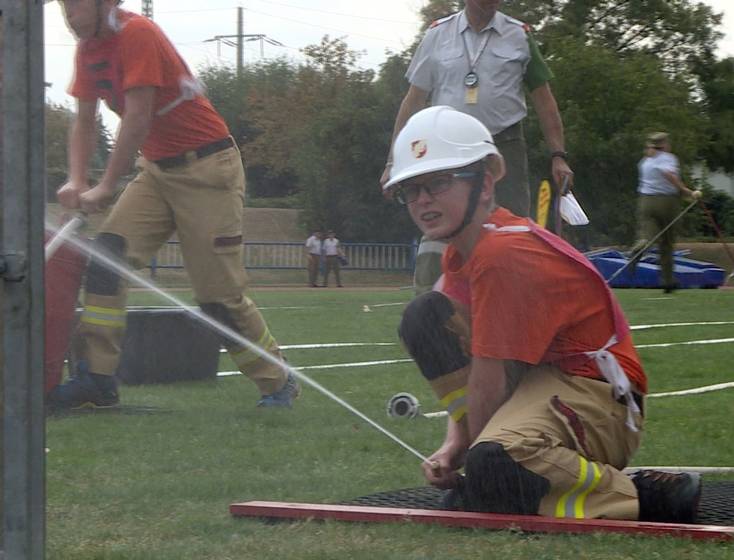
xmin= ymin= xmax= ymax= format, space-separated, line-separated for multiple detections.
xmin=506 ymin=0 xmax=722 ymax=77
xmin=197 ymin=1 xmax=731 ymax=244
xmin=697 ymin=57 xmax=734 ymax=173
xmin=292 ymin=37 xmax=415 ymax=240
xmin=199 ymin=37 xmax=415 ymax=240
xmin=418 ymin=0 xmax=462 ymax=28
xmin=200 ymin=59 xmax=301 ymax=198
xmin=45 ymin=102 xmax=112 ymax=200
xmin=523 ymin=38 xmax=706 ymax=244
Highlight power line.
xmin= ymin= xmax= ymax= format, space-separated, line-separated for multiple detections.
xmin=244 ymin=6 xmax=407 ymax=45
xmin=154 ymin=2 xmax=416 ymax=26
xmin=205 ymin=6 xmax=286 ymax=77
xmin=252 ymin=0 xmax=416 ymax=25
xmin=156 ymin=7 xmax=236 ymax=15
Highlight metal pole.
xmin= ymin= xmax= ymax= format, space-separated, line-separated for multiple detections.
xmin=236 ymin=7 xmax=243 ymax=80
xmin=1 ymin=1 xmax=46 ymax=559
xmin=142 ymin=0 xmax=153 ymax=19
xmin=605 ymin=197 xmax=698 ymax=285
xmin=0 ymin=7 xmax=4 ymax=554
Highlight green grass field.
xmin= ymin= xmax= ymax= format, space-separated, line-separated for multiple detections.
xmin=46 ymin=287 xmax=734 ymax=559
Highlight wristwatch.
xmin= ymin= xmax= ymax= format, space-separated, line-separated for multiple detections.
xmin=550 ymin=151 xmax=568 ymax=160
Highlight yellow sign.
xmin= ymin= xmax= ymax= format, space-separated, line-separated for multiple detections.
xmin=536 ymin=180 xmax=551 ymax=228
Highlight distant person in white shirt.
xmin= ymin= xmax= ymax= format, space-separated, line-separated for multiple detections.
xmin=630 ymin=132 xmax=701 ymax=293
xmin=322 ymin=230 xmax=344 ymax=287
xmin=304 ymin=230 xmax=323 ymax=287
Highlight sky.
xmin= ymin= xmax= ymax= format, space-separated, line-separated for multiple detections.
xmin=43 ymin=0 xmax=734 ymax=128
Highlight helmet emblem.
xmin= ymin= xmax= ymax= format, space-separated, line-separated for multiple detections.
xmin=411 ymin=140 xmax=428 ymax=159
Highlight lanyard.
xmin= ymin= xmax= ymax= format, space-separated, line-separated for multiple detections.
xmin=461 ymin=27 xmax=492 ymax=75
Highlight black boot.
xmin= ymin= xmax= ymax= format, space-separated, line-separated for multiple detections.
xmin=631 ymin=470 xmax=701 ymax=523
xmin=47 ymin=361 xmax=119 ymax=411
xmin=440 ymin=474 xmax=467 ymax=511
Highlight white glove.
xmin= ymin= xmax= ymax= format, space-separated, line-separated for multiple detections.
xmin=560 ymin=192 xmax=589 ymax=226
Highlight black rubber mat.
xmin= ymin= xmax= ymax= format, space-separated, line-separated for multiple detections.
xmin=343 ymin=481 xmax=734 ymax=526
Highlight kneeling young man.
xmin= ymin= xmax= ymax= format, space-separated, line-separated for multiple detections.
xmin=384 ymin=106 xmax=700 ymax=522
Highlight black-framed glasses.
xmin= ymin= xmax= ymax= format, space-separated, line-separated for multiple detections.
xmin=394 ymin=171 xmax=479 ymax=205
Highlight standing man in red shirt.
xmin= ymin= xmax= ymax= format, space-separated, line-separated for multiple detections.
xmin=384 ymin=105 xmax=700 ymax=523
xmin=50 ymin=0 xmax=300 ymax=410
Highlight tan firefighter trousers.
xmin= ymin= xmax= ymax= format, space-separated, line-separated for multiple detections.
xmin=474 ymin=365 xmax=643 ymax=519
xmin=76 ymin=143 xmax=286 ymax=395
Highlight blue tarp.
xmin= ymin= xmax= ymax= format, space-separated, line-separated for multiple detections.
xmin=586 ymin=249 xmax=726 ymax=289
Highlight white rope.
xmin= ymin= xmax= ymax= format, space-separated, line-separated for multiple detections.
xmin=637 ymin=338 xmax=734 ymax=349
xmin=631 ymin=321 xmax=734 ymax=331
xmin=623 ymin=466 xmax=734 ymax=475
xmin=44 ymin=216 xmax=86 ymax=262
xmin=48 ymin=226 xmax=431 ymax=464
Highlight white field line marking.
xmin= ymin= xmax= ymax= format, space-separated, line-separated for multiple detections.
xmin=300 ymin=358 xmax=413 ymax=371
xmin=369 ymin=302 xmax=408 ymax=308
xmin=257 ymin=306 xmax=312 ymax=310
xmin=126 ymin=305 xmax=313 ymax=311
xmin=217 ymin=357 xmax=413 ymax=377
xmin=216 ymin=334 xmax=734 ymax=354
xmin=637 ymin=337 xmax=734 ymax=349
xmin=622 ymin=466 xmax=734 ymax=474
xmin=631 ymin=321 xmax=734 ymax=330
xmin=422 ymin=381 xmax=734 ymax=419
xmin=219 ymin=342 xmax=397 ymax=353
xmin=647 ymin=381 xmax=734 ymax=398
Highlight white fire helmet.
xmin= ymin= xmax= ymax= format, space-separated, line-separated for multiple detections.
xmin=384 ymin=105 xmax=501 ymax=194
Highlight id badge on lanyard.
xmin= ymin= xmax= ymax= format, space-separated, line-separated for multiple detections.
xmin=462 ymin=30 xmax=490 ymax=105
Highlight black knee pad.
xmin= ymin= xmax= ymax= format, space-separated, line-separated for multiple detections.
xmin=199 ymin=302 xmax=238 ymax=345
xmin=464 ymin=442 xmax=550 ymax=514
xmin=86 ymin=233 xmax=126 ymax=296
xmin=398 ymin=291 xmax=470 ymax=381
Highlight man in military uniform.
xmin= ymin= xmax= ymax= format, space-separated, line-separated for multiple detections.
xmin=381 ymin=0 xmax=573 ymax=294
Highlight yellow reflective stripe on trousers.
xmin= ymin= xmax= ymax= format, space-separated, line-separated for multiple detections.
xmin=230 ymin=328 xmax=276 ymax=368
xmin=555 ymin=456 xmax=602 ymax=519
xmin=439 ymin=386 xmax=467 ymax=422
xmin=80 ymin=305 xmax=126 ymax=328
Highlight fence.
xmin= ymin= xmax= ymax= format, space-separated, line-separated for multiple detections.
xmin=149 ymin=240 xmax=417 ymax=276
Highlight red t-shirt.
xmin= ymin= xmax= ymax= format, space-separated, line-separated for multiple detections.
xmin=442 ymin=208 xmax=647 ymax=393
xmin=69 ymin=10 xmax=229 ymax=161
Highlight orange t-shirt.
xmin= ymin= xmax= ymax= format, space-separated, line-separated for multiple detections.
xmin=69 ymin=10 xmax=229 ymax=161
xmin=442 ymin=208 xmax=647 ymax=393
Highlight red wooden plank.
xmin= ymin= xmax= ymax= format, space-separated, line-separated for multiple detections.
xmin=230 ymin=501 xmax=734 ymax=542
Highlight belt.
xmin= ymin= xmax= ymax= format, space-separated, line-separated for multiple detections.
xmin=154 ymin=137 xmax=234 ymax=170
xmin=493 ymin=121 xmax=524 ymax=145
